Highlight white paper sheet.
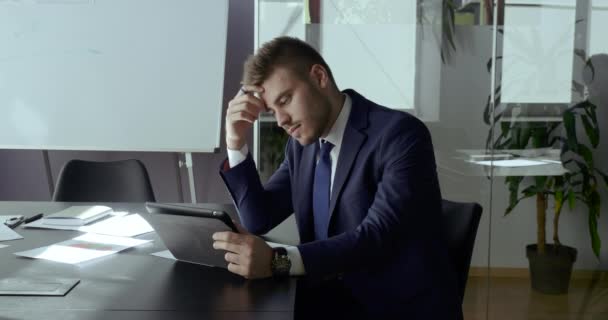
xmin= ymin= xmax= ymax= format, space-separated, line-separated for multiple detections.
xmin=23 ymin=219 xmax=82 ymax=231
xmin=151 ymin=250 xmax=176 ymax=260
xmin=0 ymin=244 xmax=9 ymax=249
xmin=24 ymin=212 xmax=147 ymax=237
xmin=0 ymin=222 xmax=23 ymax=241
xmin=469 ymin=159 xmax=549 ymax=167
xmin=79 ymin=214 xmax=153 ymax=237
xmin=14 ymin=233 xmax=151 ymax=264
xmin=23 ymin=211 xmax=128 ymax=230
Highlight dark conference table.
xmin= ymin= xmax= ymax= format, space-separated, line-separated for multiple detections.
xmin=0 ymin=202 xmax=295 ymax=320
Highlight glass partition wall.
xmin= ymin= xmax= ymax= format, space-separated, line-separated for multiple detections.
xmin=255 ymin=1 xmax=608 ymax=319
xmin=485 ymin=0 xmax=608 ymax=319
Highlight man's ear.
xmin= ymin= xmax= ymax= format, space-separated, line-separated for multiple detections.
xmin=309 ymin=64 xmax=329 ymax=89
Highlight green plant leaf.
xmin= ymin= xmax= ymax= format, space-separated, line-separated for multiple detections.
xmin=522 ymin=185 xmax=538 ymax=197
xmin=563 ymin=111 xmax=578 ymax=152
xmin=574 ymin=160 xmax=588 ymax=171
xmin=500 ymin=122 xmax=511 ymax=136
xmin=531 ymin=127 xmax=544 ymax=148
xmin=548 ymin=136 xmax=560 ymax=150
xmin=547 ymin=176 xmax=556 ymax=189
xmin=581 ymin=115 xmax=599 ymax=148
xmin=518 ymin=127 xmax=532 ymax=149
xmin=572 ymin=161 xmax=592 ymax=194
xmin=588 ymin=190 xmax=601 ymax=258
xmin=589 ymin=212 xmax=601 ymax=258
xmin=583 ymin=102 xmax=598 ymax=126
xmin=505 ymin=176 xmax=523 ymax=215
xmin=547 ymin=122 xmax=561 ymax=137
xmin=569 ymin=180 xmax=582 ymax=187
xmin=510 ymin=127 xmax=521 ymax=149
xmin=595 ymin=169 xmax=608 ymax=188
xmin=486 ymin=56 xmax=502 ymax=73
xmin=554 ymin=176 xmax=564 ymax=206
xmin=483 ymin=96 xmax=492 ymax=125
xmin=590 ymin=189 xmax=600 ymax=212
xmin=586 ymin=59 xmax=596 ymax=82
xmin=568 ymin=189 xmax=576 ymax=210
xmin=483 ymin=85 xmax=501 ymax=125
xmin=582 ymin=171 xmax=591 ymax=194
xmin=495 ymin=138 xmax=512 ymax=150
xmin=577 ymin=143 xmax=594 ymax=169
xmin=505 ymin=204 xmax=515 ymax=215
xmin=534 ymin=176 xmax=548 ymax=191
xmin=568 ymin=100 xmax=587 ymax=112
xmin=555 ymin=189 xmax=564 ymax=216
xmin=492 ymin=121 xmax=512 ymax=149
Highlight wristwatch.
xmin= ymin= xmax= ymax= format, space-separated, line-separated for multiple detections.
xmin=271 ymin=247 xmax=291 ymax=277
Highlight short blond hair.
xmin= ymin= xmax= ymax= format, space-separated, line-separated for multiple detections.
xmin=242 ymin=36 xmax=335 ymax=86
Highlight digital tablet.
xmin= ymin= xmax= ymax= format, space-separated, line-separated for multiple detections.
xmin=145 ymin=202 xmax=238 ymax=232
xmin=143 ymin=202 xmax=238 ymax=268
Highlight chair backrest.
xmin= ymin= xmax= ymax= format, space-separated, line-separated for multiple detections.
xmin=441 ymin=199 xmax=482 ymax=303
xmin=53 ymin=159 xmax=156 ymax=202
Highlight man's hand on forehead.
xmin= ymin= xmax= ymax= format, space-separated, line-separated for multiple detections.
xmin=238 ymin=85 xmax=269 ymax=112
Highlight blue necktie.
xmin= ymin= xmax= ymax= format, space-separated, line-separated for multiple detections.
xmin=313 ymin=140 xmax=334 ymax=240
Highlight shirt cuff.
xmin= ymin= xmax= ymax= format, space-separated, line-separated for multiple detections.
xmin=227 ymin=144 xmax=249 ymax=168
xmin=286 ymin=246 xmax=306 ymax=276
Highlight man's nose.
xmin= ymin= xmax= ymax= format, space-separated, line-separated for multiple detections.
xmin=275 ymin=109 xmax=291 ymax=128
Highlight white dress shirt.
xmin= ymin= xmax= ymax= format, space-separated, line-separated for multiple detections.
xmin=227 ymin=93 xmax=352 ymax=276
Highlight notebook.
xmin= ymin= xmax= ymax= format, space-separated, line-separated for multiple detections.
xmin=42 ymin=206 xmax=112 ymax=226
xmin=0 ymin=277 xmax=80 ymax=296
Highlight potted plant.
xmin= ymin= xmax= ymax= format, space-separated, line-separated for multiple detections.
xmin=484 ymin=51 xmax=608 ymax=294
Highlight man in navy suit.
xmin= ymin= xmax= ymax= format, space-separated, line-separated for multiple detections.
xmin=213 ymin=36 xmax=461 ymax=319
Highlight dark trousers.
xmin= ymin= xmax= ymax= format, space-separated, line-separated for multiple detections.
xmin=295 ymin=277 xmax=369 ymax=320
xmin=295 ymin=277 xmax=463 ymax=320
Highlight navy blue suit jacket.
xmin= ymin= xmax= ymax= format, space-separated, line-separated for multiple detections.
xmin=221 ymin=89 xmax=461 ymax=318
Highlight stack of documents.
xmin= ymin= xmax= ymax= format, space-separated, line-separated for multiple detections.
xmin=14 ymin=233 xmax=151 ymax=264
xmin=41 ymin=206 xmax=112 ymax=226
xmin=11 ymin=206 xmax=158 ymax=265
xmin=24 ymin=211 xmax=154 ymax=238
xmin=0 ymin=216 xmax=24 ymax=241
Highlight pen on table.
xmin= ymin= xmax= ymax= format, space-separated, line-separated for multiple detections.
xmin=4 ymin=216 xmax=25 ymax=229
xmin=24 ymin=213 xmax=44 ymax=224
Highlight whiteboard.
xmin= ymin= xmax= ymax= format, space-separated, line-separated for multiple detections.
xmin=501 ymin=0 xmax=576 ymax=103
xmin=255 ymin=0 xmax=417 ymax=111
xmin=589 ymin=0 xmax=608 ymax=56
xmin=317 ymin=0 xmax=417 ymax=110
xmin=0 ymin=0 xmax=228 ymax=152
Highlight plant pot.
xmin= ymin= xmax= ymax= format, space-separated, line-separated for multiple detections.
xmin=526 ymin=244 xmax=577 ymax=294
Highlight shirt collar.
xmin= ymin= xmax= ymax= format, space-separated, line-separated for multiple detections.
xmin=321 ymin=93 xmax=351 ymax=148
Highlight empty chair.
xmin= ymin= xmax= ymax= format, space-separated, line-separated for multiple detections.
xmin=53 ymin=159 xmax=156 ymax=202
xmin=441 ymin=199 xmax=483 ymax=304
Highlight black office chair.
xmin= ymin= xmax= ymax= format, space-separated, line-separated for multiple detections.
xmin=441 ymin=199 xmax=482 ymax=304
xmin=53 ymin=159 xmax=156 ymax=202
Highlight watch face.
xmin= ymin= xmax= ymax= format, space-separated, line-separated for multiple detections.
xmin=275 ymin=257 xmax=290 ymax=270
xmin=272 ymin=254 xmax=291 ymax=276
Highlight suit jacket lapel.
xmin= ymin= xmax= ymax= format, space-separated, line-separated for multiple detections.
xmin=297 ymin=142 xmax=318 ymax=243
xmin=328 ymin=90 xmax=369 ymax=223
